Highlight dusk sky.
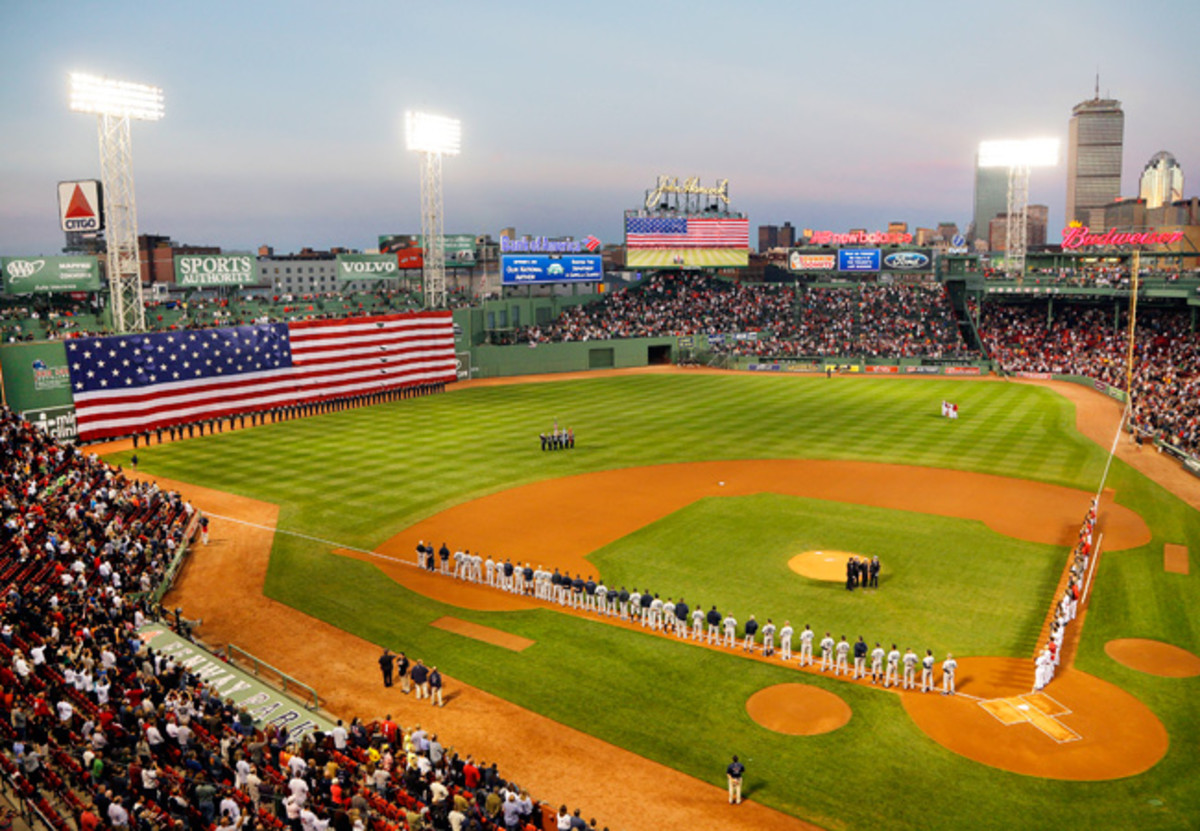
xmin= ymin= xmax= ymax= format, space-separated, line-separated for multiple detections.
xmin=2 ymin=0 xmax=1197 ymax=256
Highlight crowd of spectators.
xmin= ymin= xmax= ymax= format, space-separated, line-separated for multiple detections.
xmin=977 ymin=301 xmax=1200 ymax=457
xmin=0 ymin=408 xmax=608 ymax=831
xmin=0 ymin=289 xmax=436 ymax=344
xmin=516 ymin=274 xmax=797 ymax=344
xmin=714 ymin=284 xmax=972 ymax=360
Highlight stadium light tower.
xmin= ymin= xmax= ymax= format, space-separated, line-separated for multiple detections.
xmin=978 ymin=138 xmax=1059 ymax=281
xmin=69 ymin=72 xmax=164 ymax=333
xmin=405 ymin=111 xmax=461 ymax=309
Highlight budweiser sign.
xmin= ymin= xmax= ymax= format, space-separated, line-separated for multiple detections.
xmin=1060 ymin=226 xmax=1185 ymax=250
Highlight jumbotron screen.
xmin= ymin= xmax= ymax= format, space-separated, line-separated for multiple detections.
xmin=625 ymin=215 xmax=750 ymax=269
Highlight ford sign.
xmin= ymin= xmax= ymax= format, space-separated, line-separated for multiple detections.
xmin=882 ymin=252 xmax=930 ymax=270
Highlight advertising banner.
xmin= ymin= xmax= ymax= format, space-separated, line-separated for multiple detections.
xmin=626 ymin=249 xmax=749 ymax=269
xmin=335 ymin=253 xmax=399 ymax=281
xmin=881 ymin=250 xmax=933 ymax=271
xmin=837 ymin=249 xmax=881 ymax=272
xmin=173 ymin=254 xmax=259 ymax=287
xmin=944 ymin=366 xmax=982 ymax=376
xmin=58 ymin=180 xmax=104 ymax=232
xmin=788 ymin=252 xmax=837 ymax=271
xmin=0 ymin=341 xmax=75 ymax=419
xmin=2 ymin=256 xmax=101 ymax=293
xmin=865 ymin=365 xmax=899 ymax=374
xmin=1016 ymin=372 xmax=1053 ymax=380
xmin=904 ymin=366 xmax=942 ymax=374
xmin=747 ymin=363 xmax=782 ymax=372
xmin=137 ymin=625 xmax=333 ymax=737
xmin=378 ymin=234 xmax=476 ymax=266
xmin=677 ymin=336 xmax=695 ymax=349
xmin=501 ymin=255 xmax=602 ymax=284
xmin=25 ymin=405 xmax=78 ymax=443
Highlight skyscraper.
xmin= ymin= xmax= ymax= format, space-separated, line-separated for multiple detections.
xmin=971 ymin=159 xmax=1008 ymax=248
xmin=1065 ymin=85 xmax=1124 ymax=228
xmin=1139 ymin=151 xmax=1184 ymax=210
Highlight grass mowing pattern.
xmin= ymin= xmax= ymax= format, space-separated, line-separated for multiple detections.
xmin=120 ymin=374 xmax=1200 ymax=831
xmin=588 ymin=494 xmax=1062 ymax=657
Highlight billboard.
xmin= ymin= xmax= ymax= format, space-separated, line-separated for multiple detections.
xmin=501 ymin=254 xmax=603 ymax=284
xmin=2 ymin=255 xmax=102 ymax=293
xmin=838 ymin=249 xmax=881 ymax=272
xmin=626 ymin=249 xmax=749 ymax=268
xmin=335 ymin=253 xmax=400 ymax=281
xmin=788 ymin=252 xmax=837 ymax=271
xmin=881 ymin=250 xmax=933 ymax=271
xmin=58 ymin=180 xmax=104 ymax=232
xmin=173 ymin=254 xmax=259 ymax=287
xmin=378 ymin=234 xmax=476 ymax=266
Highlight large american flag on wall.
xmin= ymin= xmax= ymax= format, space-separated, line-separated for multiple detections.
xmin=625 ymin=216 xmax=750 ymax=248
xmin=65 ymin=311 xmax=456 ymax=441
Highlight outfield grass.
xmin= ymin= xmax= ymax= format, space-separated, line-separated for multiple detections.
xmin=119 ymin=374 xmax=1200 ymax=831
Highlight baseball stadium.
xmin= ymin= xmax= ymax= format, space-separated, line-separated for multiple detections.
xmin=1 ymin=226 xmax=1198 ymax=831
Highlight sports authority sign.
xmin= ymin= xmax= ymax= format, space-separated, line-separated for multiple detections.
xmin=2 ymin=256 xmax=102 ymax=293
xmin=58 ymin=180 xmax=104 ymax=232
xmin=335 ymin=253 xmax=399 ymax=281
xmin=173 ymin=254 xmax=260 ymax=287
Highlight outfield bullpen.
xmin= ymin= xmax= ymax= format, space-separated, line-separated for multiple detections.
xmin=113 ymin=370 xmax=1200 ymax=831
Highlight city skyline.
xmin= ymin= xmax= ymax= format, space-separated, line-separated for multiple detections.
xmin=2 ymin=1 xmax=1198 ymax=257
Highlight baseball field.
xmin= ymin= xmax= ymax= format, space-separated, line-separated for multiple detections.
xmin=106 ymin=369 xmax=1200 ymax=830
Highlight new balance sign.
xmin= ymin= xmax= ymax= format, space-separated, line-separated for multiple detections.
xmin=58 ymin=180 xmax=104 ymax=232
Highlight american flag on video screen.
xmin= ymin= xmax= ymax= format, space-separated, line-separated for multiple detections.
xmin=65 ymin=311 xmax=456 ymax=441
xmin=625 ymin=216 xmax=749 ymax=248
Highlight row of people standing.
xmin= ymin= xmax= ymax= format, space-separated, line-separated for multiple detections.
xmin=846 ymin=555 xmax=881 ymax=591
xmin=121 ymin=381 xmax=447 ymax=448
xmin=413 ymin=549 xmax=960 ymax=694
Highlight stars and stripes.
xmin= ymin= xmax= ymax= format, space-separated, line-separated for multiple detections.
xmin=65 ymin=311 xmax=456 ymax=441
xmin=625 ymin=216 xmax=749 ymax=249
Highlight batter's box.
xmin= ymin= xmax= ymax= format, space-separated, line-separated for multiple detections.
xmin=977 ymin=693 xmax=1081 ymax=743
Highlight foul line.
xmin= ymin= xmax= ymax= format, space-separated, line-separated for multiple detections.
xmin=202 ymin=512 xmax=415 ymax=567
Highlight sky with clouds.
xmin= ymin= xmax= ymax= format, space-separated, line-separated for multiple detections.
xmin=2 ymin=0 xmax=1197 ymax=255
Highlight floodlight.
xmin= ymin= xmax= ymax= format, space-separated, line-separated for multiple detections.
xmin=405 ymin=111 xmax=461 ymax=156
xmin=978 ymin=138 xmax=1059 ymax=169
xmin=69 ymin=72 xmax=164 ymax=121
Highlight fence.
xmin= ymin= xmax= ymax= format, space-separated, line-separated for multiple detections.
xmin=224 ymin=644 xmax=322 ymax=711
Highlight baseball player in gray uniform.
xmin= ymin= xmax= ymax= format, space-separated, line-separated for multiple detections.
xmin=870 ymin=642 xmax=885 ymax=684
xmin=903 ymin=648 xmax=918 ymax=690
xmin=779 ymin=621 xmax=794 ymax=662
xmin=800 ymin=625 xmax=815 ymax=667
xmin=835 ymin=636 xmax=851 ymax=676
xmin=723 ymin=612 xmax=738 ymax=648
xmin=921 ymin=650 xmax=935 ymax=692
xmin=942 ymin=654 xmax=958 ymax=695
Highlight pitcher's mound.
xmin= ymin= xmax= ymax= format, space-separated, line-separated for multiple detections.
xmin=1105 ymin=638 xmax=1200 ymax=678
xmin=746 ymin=683 xmax=851 ymax=736
xmin=789 ymin=550 xmax=860 ymax=582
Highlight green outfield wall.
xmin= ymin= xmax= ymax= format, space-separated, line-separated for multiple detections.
xmin=470 ymin=337 xmax=676 ymax=377
xmin=0 ymin=340 xmax=78 ymax=440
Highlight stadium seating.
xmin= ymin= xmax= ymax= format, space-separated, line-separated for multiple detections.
xmin=0 ymin=408 xmax=559 ymax=831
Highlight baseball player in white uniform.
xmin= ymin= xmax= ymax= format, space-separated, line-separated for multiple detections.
xmin=835 ymin=636 xmax=851 ymax=676
xmin=870 ymin=643 xmax=885 ymax=684
xmin=780 ymin=621 xmax=794 ymax=662
xmin=800 ymin=625 xmax=815 ymax=667
xmin=819 ymin=632 xmax=835 ymax=672
xmin=942 ymin=654 xmax=958 ymax=695
xmin=722 ymin=613 xmax=738 ymax=648
xmin=885 ymin=645 xmax=901 ymax=688
xmin=691 ymin=606 xmax=704 ymax=640
xmin=903 ymin=648 xmax=918 ymax=690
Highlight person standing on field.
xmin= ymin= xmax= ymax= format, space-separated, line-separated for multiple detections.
xmin=921 ymin=649 xmax=935 ymax=693
xmin=726 ymin=755 xmax=745 ymax=805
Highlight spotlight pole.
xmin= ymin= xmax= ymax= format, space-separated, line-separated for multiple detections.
xmin=69 ymin=73 xmax=164 ymax=334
